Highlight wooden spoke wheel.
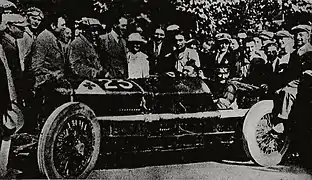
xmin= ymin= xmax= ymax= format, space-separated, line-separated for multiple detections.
xmin=243 ymin=100 xmax=290 ymax=166
xmin=37 ymin=102 xmax=100 ymax=179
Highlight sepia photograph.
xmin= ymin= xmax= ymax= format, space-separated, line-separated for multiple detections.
xmin=0 ymin=0 xmax=312 ymax=179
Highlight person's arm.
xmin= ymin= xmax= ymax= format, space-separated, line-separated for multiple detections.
xmin=30 ymin=36 xmax=55 ymax=88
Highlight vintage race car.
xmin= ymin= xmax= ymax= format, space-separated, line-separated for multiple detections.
xmin=36 ymin=76 xmax=289 ymax=179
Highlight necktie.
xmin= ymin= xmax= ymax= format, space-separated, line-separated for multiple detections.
xmin=274 ymin=59 xmax=280 ymax=73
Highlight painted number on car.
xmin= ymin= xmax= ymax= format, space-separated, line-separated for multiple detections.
xmin=100 ymin=79 xmax=133 ymax=90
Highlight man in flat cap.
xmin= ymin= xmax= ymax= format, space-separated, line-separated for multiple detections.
xmin=18 ymin=7 xmax=44 ymax=72
xmin=211 ymin=33 xmax=236 ymax=81
xmin=272 ymin=24 xmax=312 ymax=134
xmin=69 ymin=18 xmax=103 ymax=80
xmin=1 ymin=14 xmax=27 ymax=106
xmin=0 ymin=13 xmax=26 ymax=178
xmin=275 ymin=30 xmax=294 ymax=66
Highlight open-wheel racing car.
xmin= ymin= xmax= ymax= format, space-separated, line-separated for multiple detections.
xmin=35 ymin=75 xmax=290 ymax=179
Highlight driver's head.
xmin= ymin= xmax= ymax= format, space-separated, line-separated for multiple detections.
xmin=217 ymin=67 xmax=230 ymax=84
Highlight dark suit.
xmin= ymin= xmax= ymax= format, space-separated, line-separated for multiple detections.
xmin=99 ymin=31 xmax=128 ymax=79
xmin=144 ymin=41 xmax=171 ymax=75
xmin=210 ymin=51 xmax=237 ymax=81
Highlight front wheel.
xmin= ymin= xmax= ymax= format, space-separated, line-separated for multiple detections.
xmin=243 ymin=100 xmax=290 ymax=166
xmin=37 ymin=102 xmax=100 ymax=179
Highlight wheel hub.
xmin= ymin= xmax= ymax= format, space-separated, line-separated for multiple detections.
xmin=75 ymin=141 xmax=85 ymax=156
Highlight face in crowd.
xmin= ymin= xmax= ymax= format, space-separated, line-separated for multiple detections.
xmin=28 ymin=15 xmax=42 ymax=30
xmin=294 ymin=31 xmax=310 ymax=48
xmin=218 ymin=40 xmax=230 ymax=52
xmin=217 ymin=67 xmax=230 ymax=84
xmin=244 ymin=40 xmax=256 ymax=59
xmin=154 ymin=28 xmax=165 ymax=44
xmin=264 ymin=44 xmax=278 ymax=63
xmin=253 ymin=37 xmax=263 ymax=51
xmin=175 ymin=34 xmax=186 ymax=51
xmin=277 ymin=36 xmax=291 ymax=50
xmin=201 ymin=40 xmax=214 ymax=53
xmin=131 ymin=42 xmax=141 ymax=53
xmin=230 ymin=39 xmax=239 ymax=51
xmin=115 ymin=17 xmax=128 ymax=37
xmin=52 ymin=16 xmax=66 ymax=34
xmin=60 ymin=27 xmax=72 ymax=44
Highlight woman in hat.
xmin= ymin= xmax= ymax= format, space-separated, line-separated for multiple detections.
xmin=127 ymin=33 xmax=149 ymax=79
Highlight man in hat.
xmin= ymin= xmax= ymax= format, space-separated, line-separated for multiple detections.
xmin=69 ymin=18 xmax=103 ymax=80
xmin=18 ymin=7 xmax=44 ymax=72
xmin=273 ymin=24 xmax=312 ymax=134
xmin=99 ymin=15 xmax=128 ymax=79
xmin=275 ymin=30 xmax=294 ymax=67
xmin=0 ymin=12 xmax=25 ymax=178
xmin=1 ymin=14 xmax=27 ymax=106
xmin=211 ymin=33 xmax=236 ymax=80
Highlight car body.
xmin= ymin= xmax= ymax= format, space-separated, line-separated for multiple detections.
xmin=36 ymin=76 xmax=289 ymax=178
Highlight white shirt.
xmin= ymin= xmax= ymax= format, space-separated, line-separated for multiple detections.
xmin=127 ymin=51 xmax=149 ymax=79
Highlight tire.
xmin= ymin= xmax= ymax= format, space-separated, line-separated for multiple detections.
xmin=37 ymin=102 xmax=100 ymax=179
xmin=243 ymin=100 xmax=290 ymax=166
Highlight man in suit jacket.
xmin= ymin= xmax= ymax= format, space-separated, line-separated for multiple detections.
xmin=17 ymin=7 xmax=44 ymax=72
xmin=210 ymin=33 xmax=236 ymax=81
xmin=99 ymin=16 xmax=128 ymax=79
xmin=145 ymin=27 xmax=169 ymax=75
xmin=28 ymin=14 xmax=69 ymax=130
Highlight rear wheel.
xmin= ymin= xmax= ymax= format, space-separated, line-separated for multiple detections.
xmin=243 ymin=100 xmax=290 ymax=166
xmin=37 ymin=102 xmax=100 ymax=179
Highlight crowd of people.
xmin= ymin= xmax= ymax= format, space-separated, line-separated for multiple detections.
xmin=1 ymin=0 xmax=312 ymax=177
